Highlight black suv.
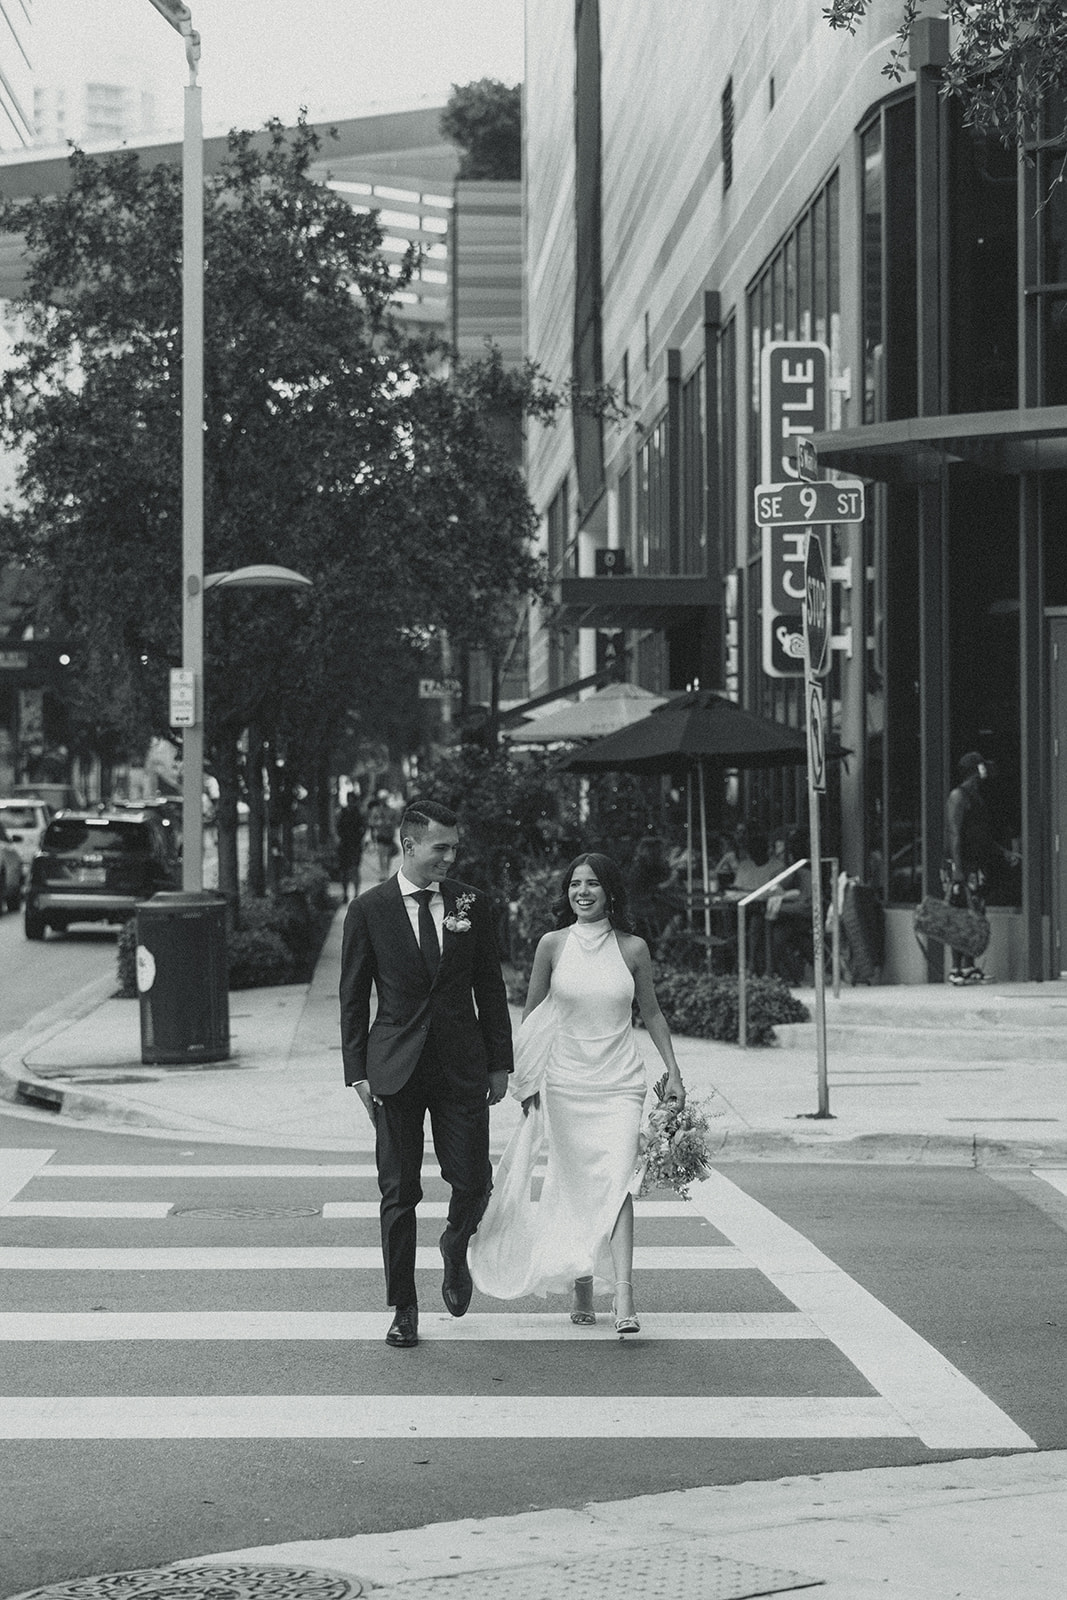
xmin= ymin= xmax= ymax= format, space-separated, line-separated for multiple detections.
xmin=25 ymin=809 xmax=180 ymax=939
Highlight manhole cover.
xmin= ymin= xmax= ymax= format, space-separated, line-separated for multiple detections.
xmin=372 ymin=1546 xmax=820 ymax=1600
xmin=172 ymin=1207 xmax=322 ymax=1219
xmin=9 ymin=1563 xmax=361 ymax=1600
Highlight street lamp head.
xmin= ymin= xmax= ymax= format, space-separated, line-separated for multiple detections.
xmin=147 ymin=1 xmax=199 ymax=76
xmin=147 ymin=0 xmax=193 ymax=31
xmin=203 ymin=564 xmax=313 ymax=592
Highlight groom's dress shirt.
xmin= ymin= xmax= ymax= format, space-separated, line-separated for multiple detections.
xmin=396 ymin=869 xmax=445 ymax=945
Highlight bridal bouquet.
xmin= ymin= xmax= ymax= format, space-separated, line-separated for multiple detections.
xmin=635 ymin=1073 xmax=721 ymax=1200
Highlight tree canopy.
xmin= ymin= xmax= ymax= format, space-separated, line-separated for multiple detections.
xmin=0 ymin=120 xmax=547 ymax=803
xmin=824 ymin=1 xmax=1067 ymax=141
xmin=441 ymin=79 xmax=522 ymax=180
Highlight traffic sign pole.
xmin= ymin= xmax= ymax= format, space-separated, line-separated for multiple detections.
xmin=803 ymin=531 xmax=832 ymax=1120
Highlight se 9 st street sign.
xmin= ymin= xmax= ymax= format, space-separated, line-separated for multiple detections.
xmin=753 ymin=479 xmax=865 ymax=527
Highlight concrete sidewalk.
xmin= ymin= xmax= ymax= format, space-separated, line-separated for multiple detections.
xmin=3 ymin=904 xmax=1067 ymax=1599
xmin=3 ymin=903 xmax=1066 ymax=1163
xmin=163 ymin=1448 xmax=1067 ymax=1599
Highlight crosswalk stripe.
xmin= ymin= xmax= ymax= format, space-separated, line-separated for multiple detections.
xmin=0 ymin=1149 xmax=56 ymax=1205
xmin=0 ymin=1245 xmax=746 ymax=1271
xmin=0 ymin=1310 xmax=819 ymax=1341
xmin=689 ymin=1168 xmax=1036 ymax=1451
xmin=38 ymin=1164 xmax=521 ymax=1180
xmin=0 ymin=1394 xmax=916 ymax=1440
xmin=320 ymin=1200 xmax=695 ymax=1219
xmin=0 ymin=1202 xmax=174 ymax=1218
xmin=0 ymin=1201 xmax=693 ymax=1221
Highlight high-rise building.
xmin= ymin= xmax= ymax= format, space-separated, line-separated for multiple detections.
xmin=33 ymin=78 xmax=160 ymax=148
xmin=0 ymin=0 xmax=34 ymax=149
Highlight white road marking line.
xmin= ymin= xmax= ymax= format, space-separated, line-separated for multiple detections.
xmin=0 ymin=1149 xmax=56 ymax=1207
xmin=691 ymin=1168 xmax=1036 ymax=1451
xmin=1033 ymin=1168 xmax=1067 ymax=1200
xmin=321 ymin=1200 xmax=695 ymax=1219
xmin=39 ymin=1164 xmax=525 ymax=1179
xmin=0 ymin=1310 xmax=819 ymax=1342
xmin=0 ymin=1394 xmax=914 ymax=1440
xmin=0 ymin=1245 xmax=745 ymax=1271
xmin=0 ymin=1202 xmax=174 ymax=1218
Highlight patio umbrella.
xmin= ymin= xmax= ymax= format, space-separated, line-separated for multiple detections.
xmin=503 ymin=681 xmax=669 ymax=744
xmin=555 ymin=689 xmax=809 ymax=774
xmin=557 ymin=691 xmax=813 ymax=954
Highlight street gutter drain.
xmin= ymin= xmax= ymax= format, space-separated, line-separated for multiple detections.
xmin=370 ymin=1548 xmax=822 ymax=1600
xmin=8 ymin=1564 xmax=361 ymax=1600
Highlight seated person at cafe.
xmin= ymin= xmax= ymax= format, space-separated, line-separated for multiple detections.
xmin=764 ymin=827 xmax=813 ymax=984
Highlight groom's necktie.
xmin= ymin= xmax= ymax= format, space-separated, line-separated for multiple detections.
xmin=413 ymin=888 xmax=439 ymax=979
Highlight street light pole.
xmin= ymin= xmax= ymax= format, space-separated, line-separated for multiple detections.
xmin=148 ymin=1 xmax=204 ymax=891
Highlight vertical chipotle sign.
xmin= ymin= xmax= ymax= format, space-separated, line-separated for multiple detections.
xmin=759 ymin=341 xmax=829 ymax=678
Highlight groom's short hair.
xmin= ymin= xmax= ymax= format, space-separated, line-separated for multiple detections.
xmin=400 ymin=799 xmax=458 ymax=838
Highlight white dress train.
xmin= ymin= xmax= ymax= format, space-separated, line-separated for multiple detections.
xmin=469 ymin=918 xmax=647 ymax=1298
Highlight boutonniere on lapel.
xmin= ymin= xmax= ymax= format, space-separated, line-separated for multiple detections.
xmin=444 ymin=892 xmax=475 ymax=934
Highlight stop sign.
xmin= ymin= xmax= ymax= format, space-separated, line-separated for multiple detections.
xmin=803 ymin=531 xmax=830 ymax=677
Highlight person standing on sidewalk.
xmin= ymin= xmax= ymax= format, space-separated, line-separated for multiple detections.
xmin=335 ymin=791 xmax=365 ymax=903
xmin=944 ymin=751 xmax=1018 ymax=985
xmin=339 ymin=799 xmax=514 ymax=1348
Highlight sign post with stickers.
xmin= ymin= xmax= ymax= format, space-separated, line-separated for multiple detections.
xmin=758 ymin=341 xmax=829 ymax=678
xmin=803 ymin=528 xmax=832 ymax=1119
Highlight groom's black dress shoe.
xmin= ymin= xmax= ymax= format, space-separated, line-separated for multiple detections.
xmin=439 ymin=1234 xmax=473 ymax=1318
xmin=385 ymin=1306 xmax=419 ymax=1347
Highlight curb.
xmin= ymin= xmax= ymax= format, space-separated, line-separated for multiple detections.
xmin=708 ymin=1126 xmax=1067 ymax=1166
xmin=0 ymin=970 xmax=120 ymax=1118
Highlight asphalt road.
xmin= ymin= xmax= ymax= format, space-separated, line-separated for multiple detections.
xmin=2 ymin=1111 xmax=1066 ymax=1596
xmin=0 ymin=898 xmax=117 ymax=1039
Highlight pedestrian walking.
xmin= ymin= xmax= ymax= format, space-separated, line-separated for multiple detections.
xmin=339 ymin=799 xmax=514 ymax=1348
xmin=943 ymin=751 xmax=1018 ymax=985
xmin=367 ymin=790 xmax=398 ymax=880
xmin=335 ymin=791 xmax=365 ymax=903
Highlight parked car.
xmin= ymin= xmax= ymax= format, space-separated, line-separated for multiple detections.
xmin=0 ymin=821 xmax=22 ymax=912
xmin=0 ymin=797 xmax=53 ymax=878
xmin=24 ymin=809 xmax=180 ymax=940
xmin=12 ymin=782 xmax=82 ymax=811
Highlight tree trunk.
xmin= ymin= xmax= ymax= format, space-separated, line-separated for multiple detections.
xmin=214 ymin=726 xmax=241 ymax=916
xmin=267 ymin=745 xmax=283 ymax=893
xmin=246 ymin=722 xmax=266 ymax=899
xmin=314 ymin=747 xmax=332 ymax=849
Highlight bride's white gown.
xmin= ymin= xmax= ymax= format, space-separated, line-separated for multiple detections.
xmin=469 ymin=918 xmax=647 ymax=1298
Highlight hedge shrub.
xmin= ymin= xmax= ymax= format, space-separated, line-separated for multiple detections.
xmin=651 ymin=968 xmax=809 ymax=1045
xmin=115 ymin=864 xmax=338 ymax=995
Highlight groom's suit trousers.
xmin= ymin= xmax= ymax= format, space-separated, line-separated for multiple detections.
xmin=375 ymin=1030 xmax=492 ymax=1307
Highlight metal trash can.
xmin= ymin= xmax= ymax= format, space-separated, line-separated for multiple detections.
xmin=136 ymin=891 xmax=230 ymax=1065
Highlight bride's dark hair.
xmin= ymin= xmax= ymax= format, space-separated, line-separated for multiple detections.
xmin=552 ymin=852 xmax=634 ymax=932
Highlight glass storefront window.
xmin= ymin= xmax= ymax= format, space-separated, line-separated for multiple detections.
xmin=861 ymin=120 xmax=884 ymax=423
xmin=949 ymin=110 xmax=1017 ymax=413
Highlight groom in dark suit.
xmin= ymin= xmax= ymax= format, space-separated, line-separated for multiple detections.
xmin=339 ymin=798 xmax=513 ymax=1347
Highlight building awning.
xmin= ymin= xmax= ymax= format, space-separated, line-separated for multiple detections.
xmin=811 ymin=405 xmax=1067 ymax=484
xmin=557 ymin=575 xmax=718 ymax=629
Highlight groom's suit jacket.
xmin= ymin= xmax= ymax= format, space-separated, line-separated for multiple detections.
xmin=339 ymin=874 xmax=514 ymax=1097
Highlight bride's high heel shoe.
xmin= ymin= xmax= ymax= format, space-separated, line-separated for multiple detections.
xmin=570 ymin=1275 xmax=596 ymax=1326
xmin=612 ymin=1280 xmax=640 ymax=1336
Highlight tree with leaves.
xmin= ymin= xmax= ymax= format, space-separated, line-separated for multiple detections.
xmin=825 ymin=1 xmax=1067 ymax=142
xmin=0 ymin=120 xmax=551 ymax=903
xmin=441 ymin=79 xmax=522 ymax=179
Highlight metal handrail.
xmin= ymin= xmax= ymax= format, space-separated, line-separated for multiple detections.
xmin=737 ymin=855 xmax=841 ymax=1048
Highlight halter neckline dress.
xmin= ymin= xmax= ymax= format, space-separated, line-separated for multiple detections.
xmin=469 ymin=917 xmax=647 ymax=1299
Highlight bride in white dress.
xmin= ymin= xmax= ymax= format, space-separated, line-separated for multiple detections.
xmin=469 ymin=853 xmax=685 ymax=1333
